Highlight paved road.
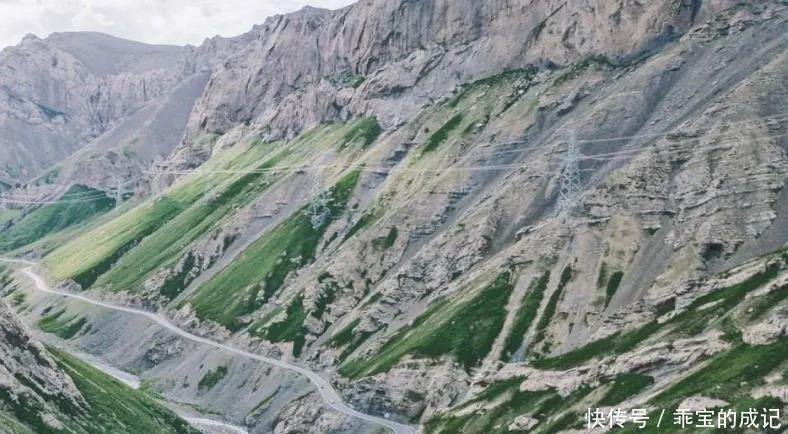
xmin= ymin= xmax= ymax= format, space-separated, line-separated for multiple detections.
xmin=0 ymin=258 xmax=416 ymax=434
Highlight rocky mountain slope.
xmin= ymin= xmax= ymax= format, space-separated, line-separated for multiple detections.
xmin=0 ymin=0 xmax=786 ymax=433
xmin=0 ymin=285 xmax=193 ymax=433
xmin=0 ymin=32 xmax=200 ymax=188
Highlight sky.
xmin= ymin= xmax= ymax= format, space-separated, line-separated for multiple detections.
xmin=0 ymin=0 xmax=358 ymax=49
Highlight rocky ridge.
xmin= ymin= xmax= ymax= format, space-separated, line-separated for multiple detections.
xmin=0 ymin=0 xmax=786 ymax=433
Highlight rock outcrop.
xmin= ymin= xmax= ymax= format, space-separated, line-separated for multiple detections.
xmin=182 ymin=0 xmax=741 ymax=153
xmin=0 ymin=302 xmax=86 ymax=429
xmin=0 ymin=32 xmax=199 ymax=186
xmin=3 ymin=1 xmax=787 ymax=433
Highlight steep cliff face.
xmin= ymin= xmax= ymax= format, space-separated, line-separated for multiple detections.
xmin=0 ymin=300 xmax=87 ymax=431
xmin=0 ymin=32 xmax=199 ymax=187
xmin=3 ymin=0 xmax=787 ymax=433
xmin=183 ymin=0 xmax=738 ymax=146
xmin=0 ymin=298 xmax=193 ymax=433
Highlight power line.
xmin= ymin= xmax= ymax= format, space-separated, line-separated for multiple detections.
xmin=1 ymin=113 xmax=784 ymax=207
xmin=1 ymin=130 xmax=782 ymax=208
xmin=0 ymin=176 xmax=144 ymax=202
xmin=574 ymin=113 xmax=788 ymax=144
xmin=145 ymin=132 xmax=787 ymax=178
xmin=485 ymin=114 xmax=788 ymax=159
xmin=142 ymin=113 xmax=787 ymax=179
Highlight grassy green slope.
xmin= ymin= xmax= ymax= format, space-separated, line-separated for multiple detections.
xmin=424 ymin=250 xmax=788 ymax=434
xmin=185 ymin=168 xmax=362 ymax=331
xmin=37 ymin=309 xmax=89 ymax=339
xmin=93 ymin=147 xmax=290 ymax=294
xmin=43 ymin=119 xmax=379 ymax=292
xmin=0 ymin=185 xmax=115 ymax=252
xmin=339 ymin=271 xmax=514 ymax=379
xmin=42 ymin=134 xmax=278 ymax=285
xmin=52 ymin=348 xmax=193 ymax=434
xmin=0 ymin=347 xmax=192 ymax=434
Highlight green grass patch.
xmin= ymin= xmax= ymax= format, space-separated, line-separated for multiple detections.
xmin=37 ymin=310 xmax=89 ymax=340
xmin=343 ymin=206 xmax=383 ymax=243
xmin=122 ymin=147 xmax=140 ymax=160
xmin=249 ymin=387 xmax=279 ymax=415
xmin=94 ymin=149 xmax=289 ymax=294
xmin=532 ymin=266 xmax=573 ymax=350
xmin=0 ymin=208 xmax=21 ymax=227
xmin=329 ymin=318 xmax=361 ymax=349
xmin=38 ymin=168 xmax=61 ymax=185
xmin=653 ymin=338 xmax=787 ymax=406
xmin=501 ymin=271 xmax=550 ymax=361
xmin=343 ymin=75 xmax=366 ymax=88
xmin=745 ymin=285 xmax=788 ymax=321
xmin=0 ymin=409 xmax=35 ymax=434
xmin=361 ymin=291 xmax=384 ymax=308
xmin=312 ymin=274 xmax=339 ymax=320
xmin=445 ymin=68 xmax=537 ymax=109
xmin=247 ymin=306 xmax=284 ymax=335
xmin=421 ymin=114 xmax=463 ymax=156
xmin=188 ymin=169 xmax=361 ymax=331
xmin=340 ymin=271 xmax=514 ymax=379
xmin=37 ymin=104 xmax=66 ymax=119
xmin=598 ymin=373 xmax=654 ymax=406
xmin=70 ymin=197 xmax=184 ymax=289
xmin=718 ymin=317 xmax=743 ymax=344
xmin=159 ymin=252 xmax=197 ymax=300
xmin=198 ymin=365 xmax=228 ymax=391
xmin=533 ymin=260 xmax=783 ymax=370
xmin=49 ymin=347 xmax=192 ymax=433
xmin=342 ymin=117 xmax=382 ymax=149
xmin=372 ymin=226 xmax=398 ymax=250
xmin=0 ymin=185 xmax=115 ymax=252
xmin=688 ymin=262 xmax=781 ymax=311
xmin=666 ymin=261 xmax=782 ymax=339
xmin=49 ymin=195 xmax=187 ymax=288
xmin=596 ymin=262 xmax=609 ymax=289
xmin=43 ymin=126 xmax=326 ymax=284
xmin=605 ymin=271 xmax=624 ymax=307
xmin=424 ymin=379 xmax=592 ymax=434
xmin=9 ymin=290 xmax=26 ymax=307
xmin=328 ymin=316 xmax=381 ymax=364
xmin=532 ymin=320 xmax=662 ymax=370
xmin=263 ymin=296 xmax=309 ymax=357
xmin=553 ymin=55 xmax=615 ymax=87
xmin=424 ymin=388 xmax=558 ymax=434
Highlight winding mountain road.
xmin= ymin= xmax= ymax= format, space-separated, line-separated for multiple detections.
xmin=0 ymin=258 xmax=416 ymax=434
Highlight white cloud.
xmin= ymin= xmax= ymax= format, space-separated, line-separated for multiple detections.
xmin=0 ymin=0 xmax=358 ymax=49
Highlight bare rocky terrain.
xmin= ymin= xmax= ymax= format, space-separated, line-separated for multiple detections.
xmin=0 ymin=0 xmax=786 ymax=433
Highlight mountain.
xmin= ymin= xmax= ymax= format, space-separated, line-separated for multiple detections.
xmin=0 ymin=292 xmax=193 ymax=433
xmin=0 ymin=0 xmax=786 ymax=433
xmin=0 ymin=32 xmax=200 ymax=188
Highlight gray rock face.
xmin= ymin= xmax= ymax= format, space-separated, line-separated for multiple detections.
xmin=5 ymin=0 xmax=788 ymax=432
xmin=0 ymin=302 xmax=86 ymax=428
xmin=183 ymin=0 xmax=739 ymax=146
xmin=0 ymin=32 xmax=197 ymax=186
xmin=0 ymin=0 xmax=742 ymax=191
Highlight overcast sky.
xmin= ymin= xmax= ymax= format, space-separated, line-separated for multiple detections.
xmin=1 ymin=0 xmax=358 ymax=49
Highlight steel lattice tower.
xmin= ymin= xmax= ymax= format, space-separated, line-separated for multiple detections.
xmin=559 ymin=130 xmax=582 ymax=211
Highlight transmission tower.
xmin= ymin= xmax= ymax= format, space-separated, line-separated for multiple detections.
xmin=307 ymin=190 xmax=332 ymax=230
xmin=558 ymin=129 xmax=582 ymax=212
xmin=114 ymin=177 xmax=124 ymax=203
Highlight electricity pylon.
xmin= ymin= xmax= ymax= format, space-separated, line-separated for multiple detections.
xmin=307 ymin=190 xmax=332 ymax=230
xmin=558 ymin=129 xmax=582 ymax=212
xmin=114 ymin=177 xmax=124 ymax=203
